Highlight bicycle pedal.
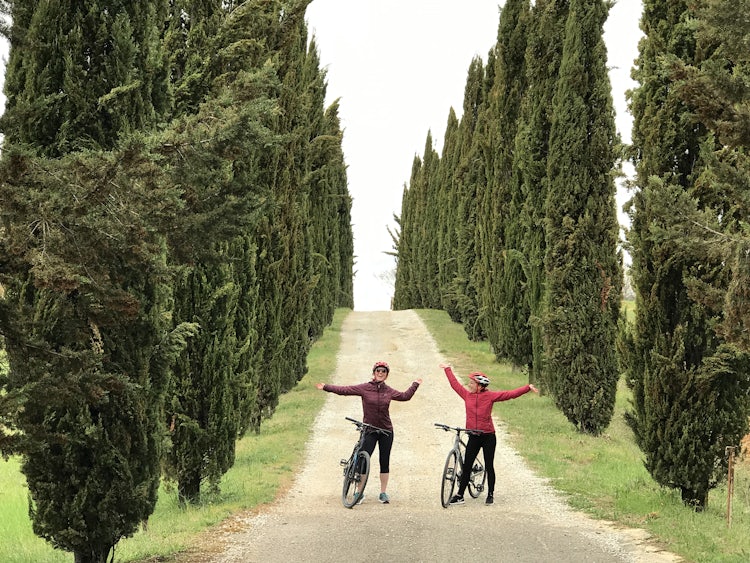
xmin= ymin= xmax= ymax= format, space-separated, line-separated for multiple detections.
xmin=340 ymin=459 xmax=347 ymax=466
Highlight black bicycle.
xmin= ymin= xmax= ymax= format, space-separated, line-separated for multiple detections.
xmin=340 ymin=416 xmax=391 ymax=508
xmin=434 ymin=423 xmax=487 ymax=507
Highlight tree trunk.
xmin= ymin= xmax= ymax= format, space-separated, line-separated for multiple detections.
xmin=178 ymin=471 xmax=202 ymax=505
xmin=73 ymin=546 xmax=110 ymax=563
xmin=681 ymin=486 xmax=708 ymax=512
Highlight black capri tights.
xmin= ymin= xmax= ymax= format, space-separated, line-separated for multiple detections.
xmin=457 ymin=432 xmax=497 ymax=496
xmin=362 ymin=430 xmax=394 ymax=473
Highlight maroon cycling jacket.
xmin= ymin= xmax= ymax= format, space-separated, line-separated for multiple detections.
xmin=443 ymin=366 xmax=530 ymax=433
xmin=323 ymin=379 xmax=420 ymax=431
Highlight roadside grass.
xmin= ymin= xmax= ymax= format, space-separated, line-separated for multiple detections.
xmin=416 ymin=308 xmax=750 ymax=563
xmin=0 ymin=308 xmax=348 ymax=563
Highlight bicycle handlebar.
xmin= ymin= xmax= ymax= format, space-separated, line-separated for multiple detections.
xmin=345 ymin=416 xmax=391 ymax=435
xmin=434 ymin=422 xmax=481 ymax=435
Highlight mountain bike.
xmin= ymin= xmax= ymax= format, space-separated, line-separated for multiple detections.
xmin=434 ymin=423 xmax=487 ymax=507
xmin=340 ymin=416 xmax=391 ymax=508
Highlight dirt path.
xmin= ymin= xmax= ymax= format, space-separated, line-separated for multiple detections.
xmin=180 ymin=310 xmax=681 ymax=563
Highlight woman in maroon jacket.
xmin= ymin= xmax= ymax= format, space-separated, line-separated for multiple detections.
xmin=440 ymin=363 xmax=537 ymax=505
xmin=316 ymin=361 xmax=422 ymax=504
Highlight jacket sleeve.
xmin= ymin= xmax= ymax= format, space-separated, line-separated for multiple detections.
xmin=323 ymin=383 xmax=363 ymax=396
xmin=490 ymin=384 xmax=531 ymax=403
xmin=444 ymin=366 xmax=469 ymax=400
xmin=390 ymin=380 xmax=420 ymax=401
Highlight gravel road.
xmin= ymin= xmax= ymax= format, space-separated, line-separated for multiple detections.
xmin=177 ymin=310 xmax=682 ymax=563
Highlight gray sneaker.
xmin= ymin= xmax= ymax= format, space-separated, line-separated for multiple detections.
xmin=379 ymin=492 xmax=390 ymax=504
xmin=353 ymin=491 xmax=364 ymax=505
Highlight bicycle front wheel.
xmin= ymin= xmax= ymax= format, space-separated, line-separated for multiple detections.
xmin=342 ymin=450 xmax=370 ymax=508
xmin=440 ymin=450 xmax=459 ymax=508
xmin=467 ymin=460 xmax=486 ymax=498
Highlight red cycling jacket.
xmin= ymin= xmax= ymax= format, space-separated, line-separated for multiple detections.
xmin=323 ymin=379 xmax=420 ymax=432
xmin=443 ymin=366 xmax=530 ymax=433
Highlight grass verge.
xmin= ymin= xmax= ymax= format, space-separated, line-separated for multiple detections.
xmin=416 ymin=308 xmax=750 ymax=563
xmin=0 ymin=308 xmax=349 ymax=563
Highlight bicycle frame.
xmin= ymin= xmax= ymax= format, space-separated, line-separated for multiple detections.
xmin=340 ymin=417 xmax=390 ymax=508
xmin=434 ymin=423 xmax=487 ymax=507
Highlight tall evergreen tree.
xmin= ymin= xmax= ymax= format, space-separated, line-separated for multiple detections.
xmin=163 ymin=0 xmax=352 ymax=502
xmin=456 ymin=56 xmax=492 ymax=341
xmin=0 ymin=145 xmax=196 ymax=563
xmin=393 ymin=158 xmax=422 ymax=309
xmin=621 ymin=0 xmax=748 ymax=509
xmin=513 ymin=0 xmax=570 ymax=386
xmin=544 ymin=0 xmax=622 ymax=435
xmin=436 ymin=109 xmax=463 ymax=320
xmin=484 ymin=0 xmax=531 ymax=367
xmin=0 ymin=3 xmax=188 ymax=560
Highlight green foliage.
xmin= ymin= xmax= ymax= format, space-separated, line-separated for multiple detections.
xmin=0 ymin=1 xmax=169 ymax=156
xmin=482 ymin=0 xmax=531 ymax=368
xmin=0 ymin=0 xmax=352 ymax=558
xmin=541 ymin=0 xmax=622 ymax=435
xmin=0 ymin=143 xmax=190 ymax=562
xmin=514 ymin=0 xmax=570 ymax=386
xmin=622 ymin=0 xmax=750 ymax=510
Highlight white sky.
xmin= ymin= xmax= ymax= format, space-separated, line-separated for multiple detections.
xmin=305 ymin=0 xmax=643 ymax=310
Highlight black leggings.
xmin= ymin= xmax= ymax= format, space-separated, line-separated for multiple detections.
xmin=362 ymin=430 xmax=394 ymax=473
xmin=457 ymin=432 xmax=496 ymax=496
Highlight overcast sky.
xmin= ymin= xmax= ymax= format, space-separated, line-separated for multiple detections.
xmin=305 ymin=0 xmax=643 ymax=311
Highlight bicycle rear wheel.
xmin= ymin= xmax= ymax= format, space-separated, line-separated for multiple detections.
xmin=342 ymin=450 xmax=370 ymax=508
xmin=467 ymin=461 xmax=486 ymax=498
xmin=440 ymin=450 xmax=459 ymax=508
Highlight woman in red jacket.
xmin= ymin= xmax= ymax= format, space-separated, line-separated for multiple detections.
xmin=317 ymin=361 xmax=422 ymax=504
xmin=440 ymin=363 xmax=537 ymax=505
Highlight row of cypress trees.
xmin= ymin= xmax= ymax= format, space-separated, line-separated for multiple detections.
xmin=393 ymin=0 xmax=750 ymax=511
xmin=0 ymin=1 xmax=353 ymax=561
xmin=394 ymin=0 xmax=622 ymax=435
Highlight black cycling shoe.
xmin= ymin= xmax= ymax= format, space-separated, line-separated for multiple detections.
xmin=485 ymin=493 xmax=494 ymax=505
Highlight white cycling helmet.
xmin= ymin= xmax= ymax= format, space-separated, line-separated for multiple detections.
xmin=468 ymin=372 xmax=490 ymax=387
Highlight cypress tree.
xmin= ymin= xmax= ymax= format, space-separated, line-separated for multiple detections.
xmin=0 ymin=2 xmax=187 ymax=560
xmin=485 ymin=0 xmax=531 ymax=366
xmin=163 ymin=0 xmax=351 ymax=501
xmin=0 ymin=145 xmax=196 ymax=563
xmin=0 ymin=0 xmax=169 ymax=156
xmin=513 ymin=0 xmax=569 ymax=386
xmin=544 ymin=0 xmax=622 ymax=435
xmin=622 ymin=0 xmax=750 ymax=509
xmin=393 ymin=158 xmax=422 ymax=309
xmin=457 ymin=56 xmax=491 ymax=341
xmin=414 ymin=132 xmax=441 ymax=308
xmin=437 ymin=109 xmax=463 ymax=320
xmin=307 ymin=93 xmax=354 ymax=332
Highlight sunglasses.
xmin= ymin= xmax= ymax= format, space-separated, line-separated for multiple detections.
xmin=374 ymin=368 xmax=388 ymax=373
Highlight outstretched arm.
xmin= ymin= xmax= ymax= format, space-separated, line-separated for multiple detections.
xmin=440 ymin=363 xmax=469 ymax=400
